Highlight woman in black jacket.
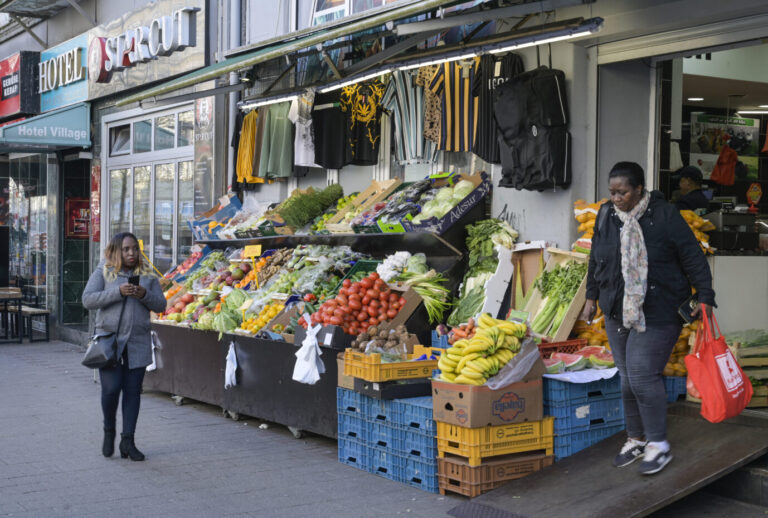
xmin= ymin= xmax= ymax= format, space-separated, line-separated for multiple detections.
xmin=581 ymin=162 xmax=715 ymax=475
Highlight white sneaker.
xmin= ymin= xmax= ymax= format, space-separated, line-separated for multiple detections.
xmin=638 ymin=443 xmax=673 ymax=475
xmin=613 ymin=439 xmax=646 ymax=467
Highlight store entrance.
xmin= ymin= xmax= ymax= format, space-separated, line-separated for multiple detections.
xmin=60 ymin=157 xmax=90 ymax=331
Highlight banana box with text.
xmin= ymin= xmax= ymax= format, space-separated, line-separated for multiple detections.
xmin=431 ymin=356 xmax=545 ymax=427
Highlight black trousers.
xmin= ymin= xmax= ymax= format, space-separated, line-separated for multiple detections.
xmin=99 ymin=358 xmax=145 ymax=435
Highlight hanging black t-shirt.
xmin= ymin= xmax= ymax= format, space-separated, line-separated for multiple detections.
xmin=472 ymin=53 xmax=524 ymax=164
xmin=312 ymin=91 xmax=348 ymax=169
xmin=230 ymin=111 xmax=245 ymax=193
xmin=339 ymin=79 xmax=386 ymax=166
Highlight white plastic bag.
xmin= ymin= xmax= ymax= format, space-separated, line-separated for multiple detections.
xmin=292 ymin=316 xmax=326 ymax=385
xmin=146 ymin=330 xmax=159 ymax=372
xmin=224 ymin=342 xmax=238 ymax=389
xmin=486 ymin=337 xmax=541 ymax=389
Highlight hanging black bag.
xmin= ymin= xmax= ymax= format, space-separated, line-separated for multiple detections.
xmin=82 ymin=298 xmax=127 ymax=369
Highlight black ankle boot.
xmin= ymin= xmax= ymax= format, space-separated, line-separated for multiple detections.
xmin=102 ymin=428 xmax=116 ymax=457
xmin=119 ymin=433 xmax=145 ymax=461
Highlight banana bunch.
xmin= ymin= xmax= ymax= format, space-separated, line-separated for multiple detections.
xmin=437 ymin=314 xmax=527 ymax=385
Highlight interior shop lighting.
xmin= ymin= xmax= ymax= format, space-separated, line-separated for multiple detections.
xmin=487 ymin=21 xmax=602 ymax=54
xmin=759 ymin=105 xmax=768 ymax=108
xmin=687 ymin=97 xmax=704 ymax=102
xmin=320 ymin=68 xmax=393 ymax=93
xmin=239 ymin=94 xmax=299 ymax=111
xmin=398 ymin=52 xmax=478 ymax=70
xmin=737 ymin=110 xmax=768 ymax=114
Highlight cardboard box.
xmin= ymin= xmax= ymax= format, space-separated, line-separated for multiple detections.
xmin=337 ymin=354 xmax=355 ymax=390
xmin=523 ymin=247 xmax=588 ymax=342
xmin=509 ymin=241 xmax=554 ymax=311
xmin=431 ymin=356 xmax=545 ymax=428
xmin=479 ymin=246 xmax=514 ymax=319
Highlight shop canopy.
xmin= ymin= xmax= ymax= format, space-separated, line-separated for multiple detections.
xmin=0 ymin=103 xmax=90 ymax=153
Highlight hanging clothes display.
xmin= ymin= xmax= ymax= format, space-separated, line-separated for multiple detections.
xmin=472 ymin=53 xmax=524 ymax=164
xmin=710 ymin=143 xmax=737 ymax=186
xmin=289 ymin=91 xmax=320 ymax=168
xmin=416 ymin=64 xmax=441 ymax=146
xmin=258 ymin=101 xmax=294 ymax=179
xmin=312 ymin=91 xmax=348 ymax=169
xmin=382 ymin=69 xmax=438 ymax=165
xmin=428 ymin=57 xmax=481 ymax=152
xmin=235 ymin=109 xmax=266 ymax=185
xmin=340 ymin=79 xmax=386 ymax=166
xmin=230 ymin=111 xmax=245 ymax=192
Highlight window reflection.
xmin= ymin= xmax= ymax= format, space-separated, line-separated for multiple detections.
xmin=133 ymin=166 xmax=151 ymax=251
xmin=177 ymin=111 xmax=194 ymax=147
xmin=155 ymin=115 xmax=175 ymax=150
xmin=178 ymin=161 xmax=194 ymax=261
xmin=133 ymin=120 xmax=151 ymax=153
xmin=153 ymin=163 xmax=175 ymax=274
xmin=109 ymin=168 xmax=131 ymax=237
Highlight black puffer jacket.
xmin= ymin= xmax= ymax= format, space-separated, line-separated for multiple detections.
xmin=586 ymin=191 xmax=716 ymax=324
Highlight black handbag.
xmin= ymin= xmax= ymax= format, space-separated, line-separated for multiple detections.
xmin=82 ymin=298 xmax=127 ymax=369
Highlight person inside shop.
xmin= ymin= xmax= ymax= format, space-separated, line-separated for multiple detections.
xmin=673 ymin=165 xmax=709 ymax=211
xmin=82 ymin=232 xmax=166 ymax=461
xmin=580 ymin=162 xmax=715 ymax=475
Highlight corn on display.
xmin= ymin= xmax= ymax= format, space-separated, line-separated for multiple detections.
xmin=679 ymin=210 xmax=715 ymax=254
xmin=438 ymin=314 xmax=527 ymax=385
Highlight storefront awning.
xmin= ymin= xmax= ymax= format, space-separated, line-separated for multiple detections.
xmin=115 ymin=0 xmax=462 ymax=107
xmin=0 ymin=103 xmax=90 ymax=153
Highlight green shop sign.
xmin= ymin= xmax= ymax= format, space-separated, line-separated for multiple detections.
xmin=0 ymin=103 xmax=90 ymax=147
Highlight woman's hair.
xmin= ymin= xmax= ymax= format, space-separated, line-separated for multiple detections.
xmin=608 ymin=161 xmax=645 ymax=189
xmin=103 ymin=232 xmax=155 ymax=281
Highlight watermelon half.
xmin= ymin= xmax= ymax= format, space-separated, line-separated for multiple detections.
xmin=589 ymin=351 xmax=615 ymax=369
xmin=551 ymin=352 xmax=589 ymax=372
xmin=575 ymin=346 xmax=606 ymax=358
xmin=543 ymin=357 xmax=565 ymax=374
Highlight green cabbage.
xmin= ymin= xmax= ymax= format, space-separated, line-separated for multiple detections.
xmin=434 ymin=186 xmax=454 ymax=202
xmin=452 ymin=180 xmax=475 ymax=200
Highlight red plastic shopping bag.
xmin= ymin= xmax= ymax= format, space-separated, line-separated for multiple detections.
xmin=684 ymin=311 xmax=753 ymax=423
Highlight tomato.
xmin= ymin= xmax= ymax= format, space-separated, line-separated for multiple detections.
xmin=362 ymin=295 xmax=371 ymax=306
xmin=370 ymin=272 xmax=380 ymax=280
xmin=387 ymin=308 xmax=398 ymax=319
xmin=399 ymin=297 xmax=407 ymax=307
xmin=360 ymin=278 xmax=373 ymax=289
xmin=329 ymin=316 xmax=342 ymax=326
xmin=348 ymin=299 xmax=362 ymax=311
xmin=342 ymin=326 xmax=350 ymax=335
xmin=327 ymin=299 xmax=338 ymax=308
xmin=360 ymin=322 xmax=369 ymax=332
xmin=336 ymin=294 xmax=348 ymax=306
xmin=390 ymin=302 xmax=400 ymax=310
xmin=369 ymin=299 xmax=380 ymax=309
xmin=357 ymin=311 xmax=368 ymax=322
xmin=367 ymin=306 xmax=378 ymax=317
xmin=379 ymin=292 xmax=389 ymax=302
xmin=342 ymin=279 xmax=351 ymax=288
xmin=380 ymin=301 xmax=389 ymax=311
xmin=388 ymin=292 xmax=399 ymax=303
xmin=333 ymin=308 xmax=345 ymax=319
xmin=349 ymin=292 xmax=361 ymax=302
xmin=369 ymin=316 xmax=378 ymax=325
xmin=365 ymin=289 xmax=377 ymax=299
xmin=374 ymin=279 xmax=386 ymax=291
xmin=377 ymin=315 xmax=387 ymax=324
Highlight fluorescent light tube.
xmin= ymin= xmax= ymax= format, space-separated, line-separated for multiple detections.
xmin=320 ymin=68 xmax=392 ymax=93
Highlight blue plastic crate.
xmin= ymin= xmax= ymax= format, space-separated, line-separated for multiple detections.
xmin=369 ymin=447 xmax=405 ymax=482
xmin=368 ymin=397 xmax=396 ymax=424
xmin=543 ymin=375 xmax=621 ymax=407
xmin=546 ymin=396 xmax=624 ymax=434
xmin=393 ymin=396 xmax=436 ymax=434
xmin=431 ymin=331 xmax=450 ymax=349
xmin=369 ymin=421 xmax=401 ymax=449
xmin=338 ymin=437 xmax=369 ymax=471
xmin=554 ymin=424 xmax=625 ymax=461
xmin=337 ymin=387 xmax=367 ymax=417
xmin=338 ymin=412 xmax=368 ymax=442
xmin=404 ymin=457 xmax=439 ymax=493
xmin=401 ymin=428 xmax=438 ymax=460
xmin=664 ymin=376 xmax=687 ymax=403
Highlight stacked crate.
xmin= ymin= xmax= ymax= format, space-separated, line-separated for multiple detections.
xmin=543 ymin=375 xmax=625 ymax=461
xmin=337 ymin=388 xmax=440 ymax=492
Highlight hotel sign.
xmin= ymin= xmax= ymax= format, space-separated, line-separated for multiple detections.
xmin=39 ymin=34 xmax=89 ymax=112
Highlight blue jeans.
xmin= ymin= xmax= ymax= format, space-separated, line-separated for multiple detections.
xmin=605 ymin=318 xmax=681 ymax=442
xmin=99 ymin=359 xmax=145 ymax=435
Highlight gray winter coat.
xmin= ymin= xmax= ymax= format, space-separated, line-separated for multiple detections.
xmin=82 ymin=260 xmax=167 ymax=369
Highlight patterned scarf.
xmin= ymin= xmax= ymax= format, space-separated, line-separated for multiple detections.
xmin=615 ymin=190 xmax=651 ymax=332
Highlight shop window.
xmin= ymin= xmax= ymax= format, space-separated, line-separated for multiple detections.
xmin=155 ymin=115 xmax=176 ymax=151
xmin=351 ymin=0 xmax=383 ymax=13
xmin=109 ymin=168 xmax=131 ymax=238
xmin=133 ymin=166 xmax=151 ymax=250
xmin=177 ymin=161 xmax=194 ymax=262
xmin=133 ymin=120 xmax=152 ymax=153
xmin=109 ymin=125 xmax=130 ymax=156
xmin=177 ymin=111 xmax=194 ymax=147
xmin=153 ymin=163 xmax=175 ymax=274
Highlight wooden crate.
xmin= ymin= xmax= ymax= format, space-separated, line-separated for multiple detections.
xmin=437 ymin=452 xmax=554 ymax=498
xmin=325 ymin=178 xmax=402 ymax=233
xmin=523 ymin=248 xmax=589 ymax=342
xmin=729 ymin=344 xmax=768 ymax=368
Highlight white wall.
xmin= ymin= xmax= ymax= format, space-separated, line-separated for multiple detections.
xmin=682 ymin=44 xmax=768 ymax=83
xmin=489 ymin=42 xmax=598 ymax=249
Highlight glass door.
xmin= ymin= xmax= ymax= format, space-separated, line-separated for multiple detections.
xmin=153 ymin=162 xmax=176 ymax=274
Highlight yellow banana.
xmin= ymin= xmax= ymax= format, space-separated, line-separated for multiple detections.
xmin=467 ymin=359 xmax=489 ymax=375
xmin=439 ymin=372 xmax=457 ymax=382
xmin=438 ymin=357 xmax=456 ymax=373
xmin=454 ymin=374 xmax=487 ymax=385
xmin=456 ymin=353 xmax=480 ymax=373
xmin=446 ymin=347 xmax=463 ymax=356
xmin=453 ymin=339 xmax=469 ymax=349
xmin=446 ymin=353 xmax=463 ymax=363
xmin=478 ymin=313 xmax=496 ymax=329
xmin=460 ymin=367 xmax=486 ymax=380
xmin=440 ymin=356 xmax=458 ymax=368
xmin=462 ymin=343 xmax=491 ymax=356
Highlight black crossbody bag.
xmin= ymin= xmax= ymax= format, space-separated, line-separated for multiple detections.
xmin=82 ymin=297 xmax=127 ymax=369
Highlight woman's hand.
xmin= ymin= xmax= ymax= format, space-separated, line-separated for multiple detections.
xmin=133 ymin=285 xmax=147 ymax=299
xmin=689 ymin=302 xmax=712 ymax=321
xmin=580 ymin=299 xmax=597 ymax=324
xmin=119 ymin=283 xmax=134 ymax=297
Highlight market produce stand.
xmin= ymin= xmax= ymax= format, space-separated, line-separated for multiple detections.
xmin=145 ymin=231 xmax=465 ymax=439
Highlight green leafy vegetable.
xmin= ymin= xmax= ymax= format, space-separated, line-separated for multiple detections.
xmin=530 ymin=260 xmax=588 ymax=336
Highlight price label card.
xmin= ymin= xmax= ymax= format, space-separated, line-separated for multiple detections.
xmin=239 ymin=298 xmax=253 ymax=312
xmin=323 ymin=333 xmax=333 ymax=346
xmin=243 ymin=244 xmax=262 ymax=258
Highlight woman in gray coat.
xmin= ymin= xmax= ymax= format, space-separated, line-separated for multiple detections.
xmin=82 ymin=232 xmax=166 ymax=461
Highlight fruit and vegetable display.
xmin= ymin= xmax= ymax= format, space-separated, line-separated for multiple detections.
xmin=663 ymin=322 xmax=696 ymax=376
xmin=446 ymin=219 xmax=518 ymax=327
xmin=572 ymin=309 xmax=610 ymax=348
xmin=437 ymin=314 xmax=527 ymax=385
xmin=165 ymin=249 xmax=206 ymax=280
xmin=572 ymin=199 xmax=607 ymax=254
xmin=435 ymin=320 xmax=477 ymax=346
xmin=238 ymin=302 xmax=285 ymax=335
xmin=543 ymin=345 xmax=615 ymax=374
xmin=679 ymin=210 xmax=715 ymax=254
xmin=273 ymin=184 xmax=344 ymax=230
xmin=529 ymin=260 xmax=588 ymax=337
xmin=311 ymin=193 xmax=358 ymax=233
xmin=348 ymin=324 xmax=418 ymax=359
xmin=409 ymin=179 xmax=477 ymax=224
xmin=376 ymin=252 xmax=451 ymax=324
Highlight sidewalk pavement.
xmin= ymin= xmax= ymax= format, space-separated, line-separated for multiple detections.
xmin=0 ymin=341 xmax=460 ymax=518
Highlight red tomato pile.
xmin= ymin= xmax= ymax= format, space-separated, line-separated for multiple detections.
xmin=301 ymin=272 xmax=407 ymax=335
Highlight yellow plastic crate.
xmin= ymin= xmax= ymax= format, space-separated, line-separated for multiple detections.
xmin=436 ymin=417 xmax=554 ymax=467
xmin=343 ymin=345 xmax=439 ymax=382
